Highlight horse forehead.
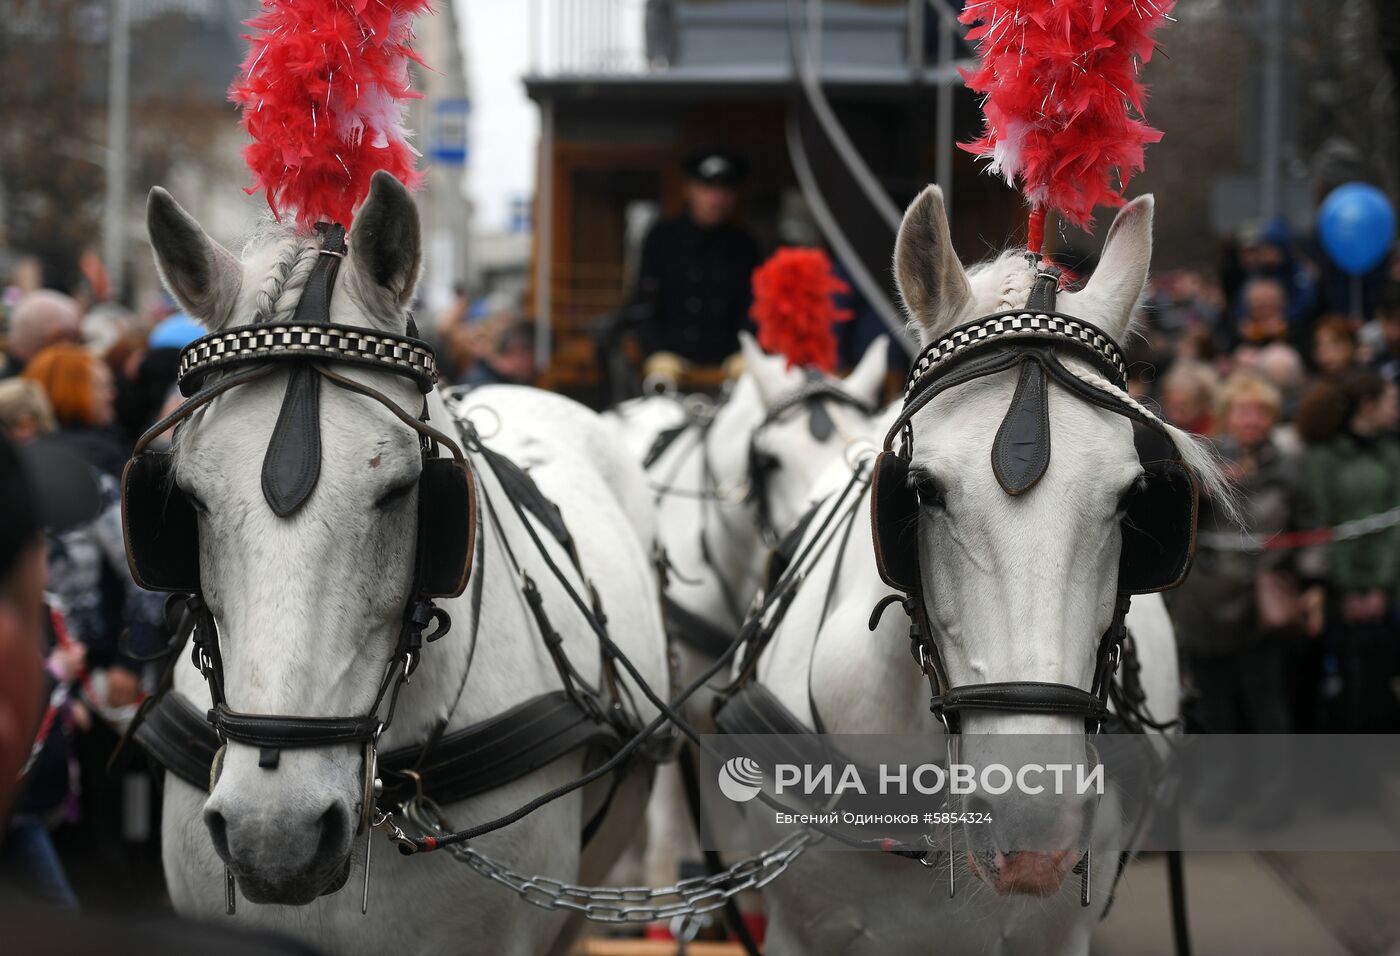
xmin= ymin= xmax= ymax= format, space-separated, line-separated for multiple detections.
xmin=911 ymin=373 xmax=1139 ymax=490
xmin=179 ymin=374 xmax=421 ymax=482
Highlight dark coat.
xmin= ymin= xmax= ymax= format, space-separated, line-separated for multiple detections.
xmin=627 ymin=215 xmax=761 ymax=366
xmin=1305 ymin=431 xmax=1400 ymax=593
xmin=1167 ymin=436 xmax=1323 ymax=655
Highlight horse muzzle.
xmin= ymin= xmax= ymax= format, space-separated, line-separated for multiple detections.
xmin=204 ymin=744 xmax=360 ymax=906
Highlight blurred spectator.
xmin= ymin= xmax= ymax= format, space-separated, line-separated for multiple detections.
xmin=455 ymin=312 xmax=538 ymax=388
xmin=1238 ymin=277 xmax=1291 ymax=347
xmin=0 ymin=435 xmax=101 ymax=906
xmin=0 ymin=380 xmax=58 ymax=442
xmin=115 ymin=313 xmax=203 ymax=444
xmin=625 ymin=147 xmax=761 ymax=367
xmin=1236 ymin=219 xmax=1318 ymax=334
xmin=1297 ymin=370 xmax=1400 ymax=732
xmin=1168 ymin=373 xmax=1323 ymax=818
xmin=1176 ymin=325 xmax=1218 ymax=365
xmin=1159 ymin=359 xmax=1218 ymax=435
xmin=2 ymin=291 xmax=82 ymax=379
xmin=1367 ymin=284 xmax=1400 ymax=385
xmin=1311 ymin=316 xmax=1359 ymax=378
xmin=1152 ymin=269 xmax=1225 ymax=338
xmin=1237 ymin=341 xmax=1307 ymax=428
xmin=0 ymin=430 xmax=320 ymax=955
xmin=22 ymin=344 xmax=126 ymax=478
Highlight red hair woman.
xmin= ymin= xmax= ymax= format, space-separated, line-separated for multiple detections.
xmin=22 ymin=344 xmax=125 ymax=477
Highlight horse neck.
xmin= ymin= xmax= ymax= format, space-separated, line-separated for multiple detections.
xmin=762 ymin=483 xmax=931 ymax=734
xmin=374 ymin=389 xmax=578 ymax=749
xmin=654 ymin=401 xmax=767 ymax=623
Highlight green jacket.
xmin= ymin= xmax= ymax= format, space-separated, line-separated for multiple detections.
xmin=1305 ymin=433 xmax=1400 ymax=593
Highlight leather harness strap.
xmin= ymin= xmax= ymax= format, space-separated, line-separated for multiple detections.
xmin=137 ymin=690 xmax=625 ymax=809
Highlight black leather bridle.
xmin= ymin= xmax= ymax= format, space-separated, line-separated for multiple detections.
xmin=870 ymin=267 xmax=1197 ymax=739
xmin=121 ymin=223 xmax=473 ymax=911
xmin=648 ymin=378 xmax=875 ymax=653
xmin=745 ymin=374 xmax=875 ymax=545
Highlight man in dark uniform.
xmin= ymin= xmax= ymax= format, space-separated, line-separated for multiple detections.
xmin=627 ymin=147 xmax=761 ymax=370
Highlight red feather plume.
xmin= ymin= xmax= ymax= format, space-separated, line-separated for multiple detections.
xmin=749 ymin=248 xmax=853 ymax=373
xmin=230 ymin=0 xmax=431 ymax=231
xmin=958 ymin=0 xmax=1175 ymax=247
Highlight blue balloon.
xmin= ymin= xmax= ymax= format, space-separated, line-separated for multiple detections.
xmin=1318 ymin=182 xmax=1397 ymax=276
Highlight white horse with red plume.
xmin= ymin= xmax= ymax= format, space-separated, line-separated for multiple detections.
xmin=719 ymin=2 xmax=1207 ymax=953
xmin=133 ymin=3 xmax=667 ymax=954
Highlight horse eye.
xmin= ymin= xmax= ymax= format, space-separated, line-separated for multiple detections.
xmin=915 ymin=478 xmax=946 ymax=510
xmin=1117 ymin=475 xmax=1149 ymax=513
xmin=749 ymin=446 xmax=780 ymax=475
xmin=375 ymin=481 xmax=416 ymax=510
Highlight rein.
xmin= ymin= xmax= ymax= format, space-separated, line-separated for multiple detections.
xmin=647 ymin=378 xmax=876 ymax=646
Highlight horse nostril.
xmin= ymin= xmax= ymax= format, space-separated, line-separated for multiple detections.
xmin=316 ymin=804 xmax=351 ymax=860
xmin=205 ymin=808 xmax=230 ymax=862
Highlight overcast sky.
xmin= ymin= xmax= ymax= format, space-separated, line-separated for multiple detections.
xmin=455 ymin=0 xmax=535 ymax=233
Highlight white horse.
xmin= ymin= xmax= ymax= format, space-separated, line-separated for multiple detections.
xmin=738 ymin=188 xmax=1230 ymax=954
xmin=610 ymin=335 xmax=887 ymax=888
xmin=144 ymin=173 xmax=667 ymax=955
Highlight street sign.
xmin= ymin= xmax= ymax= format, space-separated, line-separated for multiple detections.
xmin=430 ymin=99 xmax=470 ymax=166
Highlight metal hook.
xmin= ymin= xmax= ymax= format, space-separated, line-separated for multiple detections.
xmin=361 ymin=820 xmax=373 ymax=915
xmin=945 ymin=733 xmax=957 ymax=900
xmin=360 ymin=734 xmax=383 ymax=915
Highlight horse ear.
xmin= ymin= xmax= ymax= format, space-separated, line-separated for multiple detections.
xmin=894 ymin=185 xmax=972 ymax=341
xmin=842 ymin=335 xmax=888 ymax=407
xmin=738 ymin=331 xmax=791 ymax=406
xmin=1069 ymin=194 xmax=1154 ymax=342
xmin=147 ymin=188 xmax=242 ymax=327
xmin=349 ymin=171 xmax=422 ymax=312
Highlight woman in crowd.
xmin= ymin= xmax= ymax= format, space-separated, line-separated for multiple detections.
xmin=1312 ymin=316 xmax=1359 ymax=378
xmin=21 ymin=343 xmax=126 ymax=478
xmin=1167 ymin=373 xmax=1323 ymax=822
xmin=0 ymin=379 xmax=165 ymax=902
xmin=1159 ymin=358 xmax=1219 ymax=435
xmin=1297 ymin=369 xmax=1400 ymax=733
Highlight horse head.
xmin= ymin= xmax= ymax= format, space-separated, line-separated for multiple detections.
xmin=147 ymin=172 xmax=431 ymax=904
xmin=724 ymin=331 xmax=887 ymax=538
xmin=890 ymin=186 xmax=1226 ymax=896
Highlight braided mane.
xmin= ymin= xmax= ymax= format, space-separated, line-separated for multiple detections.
xmin=243 ymin=231 xmax=321 ymax=325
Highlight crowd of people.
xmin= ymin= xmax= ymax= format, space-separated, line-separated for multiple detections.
xmin=1130 ymin=229 xmax=1400 ymax=757
xmin=0 ymin=286 xmax=206 ymax=910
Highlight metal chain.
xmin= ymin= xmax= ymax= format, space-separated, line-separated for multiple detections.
xmin=392 ymin=800 xmax=812 ymax=924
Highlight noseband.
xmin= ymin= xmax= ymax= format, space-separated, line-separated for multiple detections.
xmin=870 ymin=267 xmax=1199 ymax=735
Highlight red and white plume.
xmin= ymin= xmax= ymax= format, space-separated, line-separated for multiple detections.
xmin=230 ymin=0 xmax=431 ymax=231
xmin=749 ymin=248 xmax=853 ymax=373
xmin=959 ymin=0 xmax=1175 ymax=253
